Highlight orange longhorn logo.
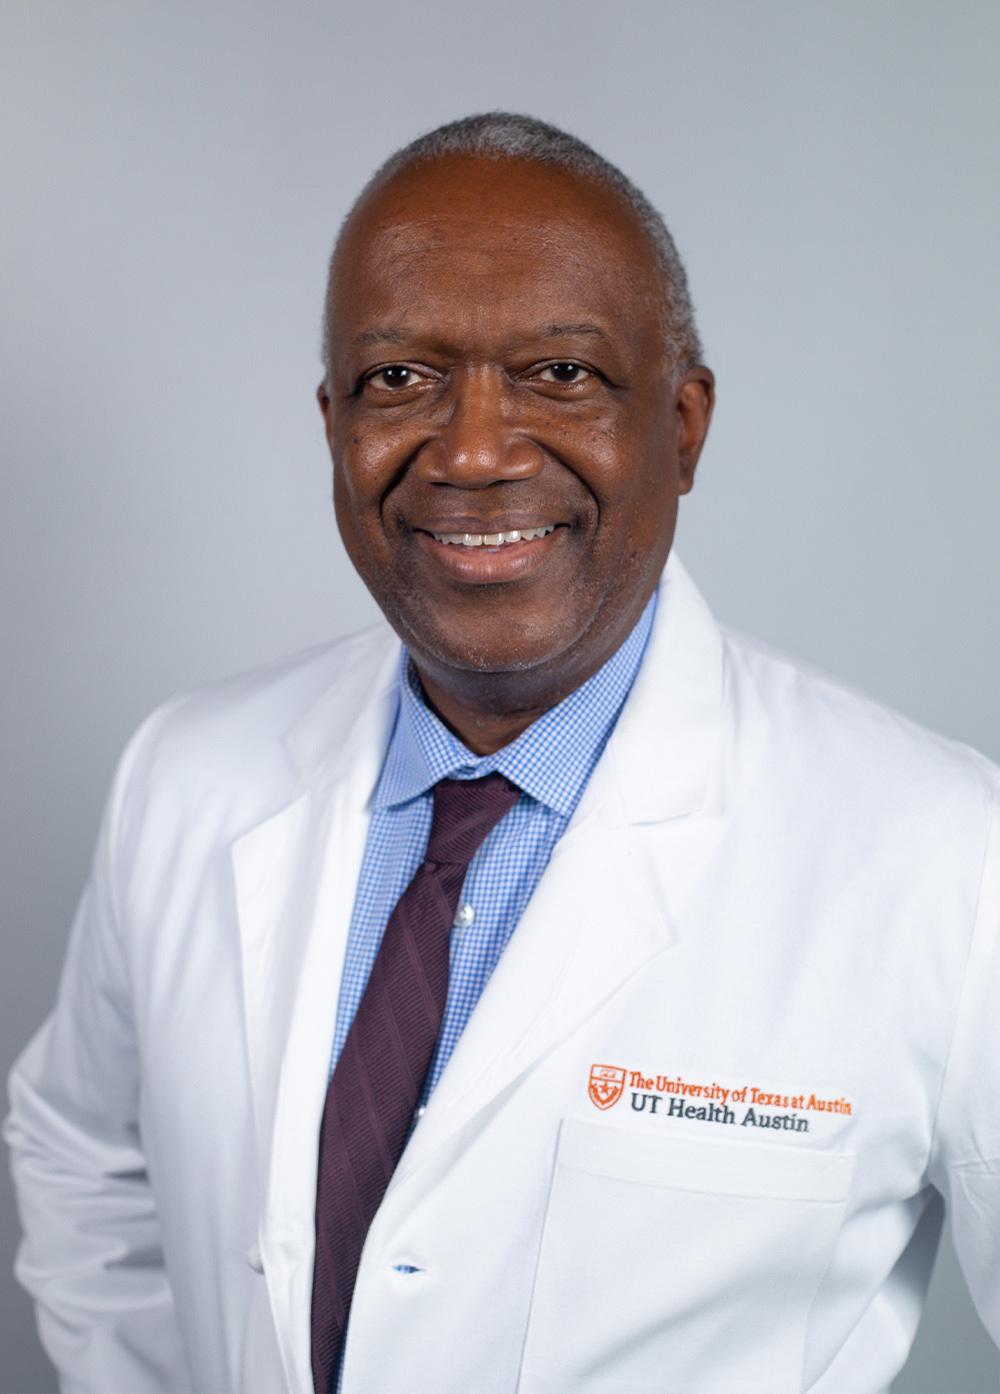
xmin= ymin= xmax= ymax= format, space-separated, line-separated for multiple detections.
xmin=588 ymin=1063 xmax=626 ymax=1110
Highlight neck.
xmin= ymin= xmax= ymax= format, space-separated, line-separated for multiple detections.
xmin=412 ymin=673 xmax=550 ymax=756
xmin=411 ymin=635 xmax=624 ymax=757
xmin=405 ymin=585 xmax=658 ymax=756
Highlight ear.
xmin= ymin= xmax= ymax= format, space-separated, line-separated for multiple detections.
xmin=675 ymin=367 xmax=715 ymax=494
xmin=317 ymin=379 xmax=334 ymax=452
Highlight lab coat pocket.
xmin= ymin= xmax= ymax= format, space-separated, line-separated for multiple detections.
xmin=518 ymin=1118 xmax=853 ymax=1393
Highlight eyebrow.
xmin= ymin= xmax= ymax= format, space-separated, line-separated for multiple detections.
xmin=351 ymin=321 xmax=610 ymax=350
xmin=541 ymin=322 xmax=610 ymax=340
xmin=351 ymin=327 xmax=410 ymax=348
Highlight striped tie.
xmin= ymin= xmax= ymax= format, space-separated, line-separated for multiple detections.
xmin=310 ymin=772 xmax=521 ymax=1393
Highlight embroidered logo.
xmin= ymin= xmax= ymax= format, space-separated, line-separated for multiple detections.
xmin=588 ymin=1063 xmax=626 ymax=1110
xmin=588 ymin=1063 xmax=854 ymax=1136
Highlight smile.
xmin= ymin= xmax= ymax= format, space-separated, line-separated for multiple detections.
xmin=429 ymin=525 xmax=556 ymax=549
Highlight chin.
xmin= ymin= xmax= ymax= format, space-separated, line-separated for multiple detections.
xmin=408 ymin=616 xmax=582 ymax=680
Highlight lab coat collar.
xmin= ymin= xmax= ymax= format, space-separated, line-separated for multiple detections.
xmin=236 ymin=550 xmax=724 ymax=1187
xmin=604 ymin=551 xmax=725 ymax=826
xmin=284 ymin=626 xmax=401 ymax=789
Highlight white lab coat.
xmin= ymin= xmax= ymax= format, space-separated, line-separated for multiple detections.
xmin=6 ymin=555 xmax=1000 ymax=1394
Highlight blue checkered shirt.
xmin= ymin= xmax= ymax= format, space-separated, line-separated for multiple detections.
xmin=329 ymin=592 xmax=656 ymax=1098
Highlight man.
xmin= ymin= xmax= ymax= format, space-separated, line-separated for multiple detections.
xmin=6 ymin=113 xmax=1000 ymax=1394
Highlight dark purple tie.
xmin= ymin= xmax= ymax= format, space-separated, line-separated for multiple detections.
xmin=310 ymin=772 xmax=520 ymax=1393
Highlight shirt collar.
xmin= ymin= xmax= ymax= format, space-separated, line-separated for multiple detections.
xmin=374 ymin=590 xmax=657 ymax=820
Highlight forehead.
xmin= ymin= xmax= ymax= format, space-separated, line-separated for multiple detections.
xmin=329 ymin=155 xmax=663 ymax=337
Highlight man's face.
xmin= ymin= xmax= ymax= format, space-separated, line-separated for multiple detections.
xmin=322 ymin=154 xmax=713 ymax=710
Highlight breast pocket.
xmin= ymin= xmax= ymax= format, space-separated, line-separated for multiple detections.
xmin=518 ymin=1118 xmax=853 ymax=1393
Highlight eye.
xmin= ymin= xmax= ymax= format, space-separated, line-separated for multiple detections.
xmin=535 ymin=362 xmax=591 ymax=384
xmin=366 ymin=365 xmax=424 ymax=390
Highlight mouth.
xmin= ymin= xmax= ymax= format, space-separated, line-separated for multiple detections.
xmin=413 ymin=520 xmax=565 ymax=584
xmin=428 ymin=525 xmax=557 ymax=550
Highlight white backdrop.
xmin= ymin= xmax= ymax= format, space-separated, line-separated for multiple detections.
xmin=2 ymin=3 xmax=998 ymax=1389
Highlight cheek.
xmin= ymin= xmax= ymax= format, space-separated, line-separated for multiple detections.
xmin=332 ymin=424 xmax=397 ymax=529
xmin=332 ymin=460 xmax=388 ymax=582
xmin=593 ymin=453 xmax=676 ymax=539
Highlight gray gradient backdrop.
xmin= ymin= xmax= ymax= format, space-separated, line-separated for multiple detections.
xmin=2 ymin=2 xmax=998 ymax=1390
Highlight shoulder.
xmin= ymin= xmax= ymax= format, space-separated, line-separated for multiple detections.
xmin=718 ymin=625 xmax=999 ymax=839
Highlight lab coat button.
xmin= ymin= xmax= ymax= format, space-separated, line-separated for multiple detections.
xmin=247 ymin=1242 xmax=264 ymax=1274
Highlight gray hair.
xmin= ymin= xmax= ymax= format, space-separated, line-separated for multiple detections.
xmin=326 ymin=111 xmax=703 ymax=374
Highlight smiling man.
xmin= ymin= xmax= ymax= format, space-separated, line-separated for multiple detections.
xmin=323 ymin=139 xmax=711 ymax=757
xmin=7 ymin=114 xmax=1000 ymax=1394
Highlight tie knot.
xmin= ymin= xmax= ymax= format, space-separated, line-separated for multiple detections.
xmin=424 ymin=773 xmax=520 ymax=868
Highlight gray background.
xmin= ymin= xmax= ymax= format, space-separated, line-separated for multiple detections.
xmin=1 ymin=1 xmax=998 ymax=1389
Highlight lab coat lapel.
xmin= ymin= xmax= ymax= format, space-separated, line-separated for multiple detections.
xmin=231 ymin=627 xmax=400 ymax=1391
xmin=394 ymin=555 xmax=727 ymax=1182
xmin=233 ymin=790 xmax=325 ymax=1186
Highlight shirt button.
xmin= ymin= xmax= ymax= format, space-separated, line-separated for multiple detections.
xmin=453 ymin=902 xmax=475 ymax=929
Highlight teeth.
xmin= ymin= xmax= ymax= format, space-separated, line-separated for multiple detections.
xmin=432 ymin=525 xmax=556 ymax=547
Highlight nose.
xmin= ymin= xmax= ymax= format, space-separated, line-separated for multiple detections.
xmin=415 ymin=367 xmax=544 ymax=487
